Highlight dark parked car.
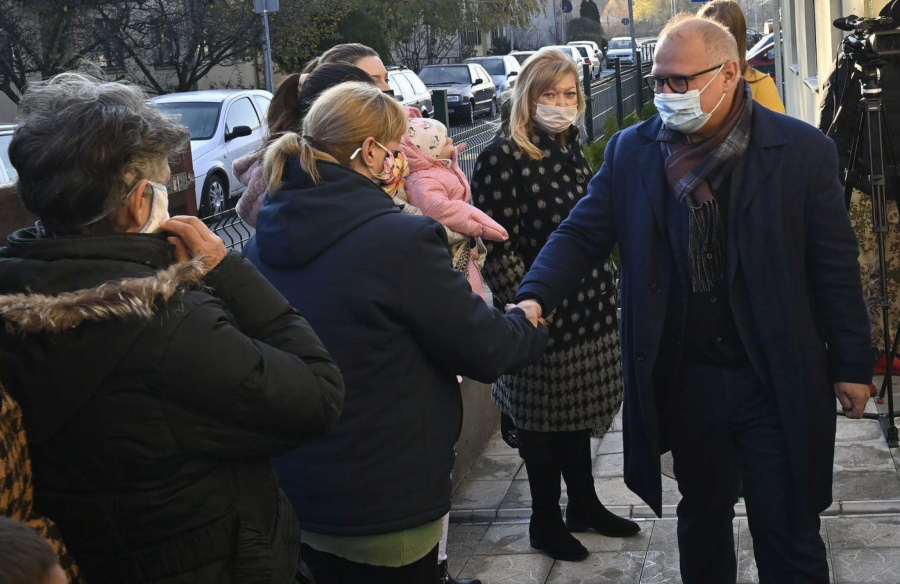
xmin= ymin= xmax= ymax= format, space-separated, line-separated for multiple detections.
xmin=418 ymin=63 xmax=498 ymax=124
xmin=387 ymin=66 xmax=434 ymax=118
xmin=748 ymin=34 xmax=776 ymax=78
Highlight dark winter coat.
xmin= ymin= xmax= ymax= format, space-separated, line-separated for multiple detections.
xmin=516 ymin=107 xmax=874 ymax=518
xmin=0 ymin=230 xmax=344 ymax=584
xmin=473 ymin=126 xmax=624 ymax=434
xmin=245 ymin=158 xmax=548 ymax=536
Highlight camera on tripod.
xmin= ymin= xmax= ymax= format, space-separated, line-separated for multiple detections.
xmin=834 ymin=15 xmax=900 ymax=61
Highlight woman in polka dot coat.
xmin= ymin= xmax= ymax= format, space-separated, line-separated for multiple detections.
xmin=472 ymin=49 xmax=638 ymax=562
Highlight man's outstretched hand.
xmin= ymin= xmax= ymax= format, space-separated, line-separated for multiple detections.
xmin=835 ymin=382 xmax=870 ymax=419
xmin=505 ymin=299 xmax=545 ymax=328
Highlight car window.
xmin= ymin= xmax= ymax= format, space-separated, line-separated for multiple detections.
xmin=574 ymin=46 xmax=589 ymax=57
xmin=253 ymin=96 xmax=271 ymax=121
xmin=477 ymin=66 xmax=491 ymax=82
xmin=407 ymin=72 xmax=428 ymax=95
xmin=470 ymin=58 xmax=505 ymax=75
xmin=609 ymin=39 xmax=634 ymax=49
xmin=419 ymin=66 xmax=471 ymax=85
xmin=0 ymin=133 xmax=16 ymax=183
xmin=155 ymin=102 xmax=222 ymax=141
xmin=393 ymin=73 xmax=414 ymax=99
xmin=225 ymin=97 xmax=260 ymax=133
xmin=388 ymin=76 xmax=401 ymax=95
xmin=512 ymin=53 xmax=533 ymax=65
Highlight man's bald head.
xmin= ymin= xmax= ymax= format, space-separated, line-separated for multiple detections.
xmin=658 ymin=16 xmax=740 ymax=69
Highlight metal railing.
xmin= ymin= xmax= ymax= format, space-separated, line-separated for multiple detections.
xmin=202 ymin=208 xmax=254 ymax=251
xmin=200 ymin=59 xmax=656 ymax=245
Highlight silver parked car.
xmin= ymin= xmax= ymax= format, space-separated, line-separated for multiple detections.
xmin=607 ymin=37 xmax=637 ymax=66
xmin=464 ymin=55 xmax=521 ymax=99
xmin=152 ymin=89 xmax=272 ymax=216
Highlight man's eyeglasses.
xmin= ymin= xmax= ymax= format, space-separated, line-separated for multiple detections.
xmin=645 ymin=64 xmax=725 ymax=94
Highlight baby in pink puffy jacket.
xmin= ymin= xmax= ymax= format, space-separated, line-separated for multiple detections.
xmin=402 ymin=118 xmax=508 ymax=301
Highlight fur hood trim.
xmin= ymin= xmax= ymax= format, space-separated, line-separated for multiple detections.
xmin=0 ymin=257 xmax=211 ymax=334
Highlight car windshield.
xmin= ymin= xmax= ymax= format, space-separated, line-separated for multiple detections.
xmin=470 ymin=59 xmax=505 ymax=75
xmin=609 ymin=39 xmax=634 ymax=49
xmin=419 ymin=66 xmax=471 ymax=85
xmin=512 ymin=53 xmax=533 ymax=65
xmin=155 ymin=102 xmax=221 ymax=140
xmin=0 ymin=134 xmax=16 ymax=182
xmin=748 ymin=35 xmax=773 ymax=59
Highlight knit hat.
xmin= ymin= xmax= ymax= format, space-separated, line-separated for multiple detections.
xmin=405 ymin=118 xmax=448 ymax=159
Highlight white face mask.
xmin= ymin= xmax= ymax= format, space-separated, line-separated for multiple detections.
xmin=139 ymin=180 xmax=170 ymax=234
xmin=533 ymin=103 xmax=579 ymax=134
xmin=654 ymin=64 xmax=726 ymax=134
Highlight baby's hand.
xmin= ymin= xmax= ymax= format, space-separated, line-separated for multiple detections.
xmin=456 ymin=142 xmax=468 ymax=153
xmin=470 ymin=246 xmax=480 ymax=262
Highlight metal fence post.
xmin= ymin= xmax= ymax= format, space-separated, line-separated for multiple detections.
xmin=582 ymin=63 xmax=594 ymax=143
xmin=614 ymin=58 xmax=624 ymax=128
xmin=432 ymin=89 xmax=449 ymax=129
xmin=635 ymin=51 xmax=644 ymax=116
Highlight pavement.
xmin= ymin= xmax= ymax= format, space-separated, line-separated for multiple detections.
xmin=448 ymin=388 xmax=900 ymax=583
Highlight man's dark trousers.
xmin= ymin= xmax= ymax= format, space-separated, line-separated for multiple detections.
xmin=668 ymin=360 xmax=829 ymax=584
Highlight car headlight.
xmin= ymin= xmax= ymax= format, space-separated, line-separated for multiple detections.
xmin=447 ymin=95 xmax=461 ymax=102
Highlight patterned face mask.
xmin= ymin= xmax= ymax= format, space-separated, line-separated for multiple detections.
xmin=380 ymin=149 xmax=410 ymax=198
xmin=350 ymin=141 xmax=407 ymax=187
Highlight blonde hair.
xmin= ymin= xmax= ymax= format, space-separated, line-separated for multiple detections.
xmin=264 ymin=81 xmax=407 ymax=188
xmin=698 ymin=1 xmax=750 ymax=74
xmin=507 ymin=49 xmax=586 ymax=161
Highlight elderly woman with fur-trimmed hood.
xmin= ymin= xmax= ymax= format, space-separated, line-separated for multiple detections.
xmin=0 ymin=73 xmax=344 ymax=584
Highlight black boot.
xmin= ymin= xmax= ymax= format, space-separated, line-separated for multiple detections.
xmin=438 ymin=559 xmax=481 ymax=584
xmin=519 ymin=429 xmax=589 ymax=562
xmin=529 ymin=508 xmax=590 ymax=561
xmin=565 ymin=497 xmax=641 ymax=537
xmin=558 ymin=430 xmax=641 ymax=538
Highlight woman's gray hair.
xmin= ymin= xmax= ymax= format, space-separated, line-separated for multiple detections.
xmin=10 ymin=72 xmax=190 ymax=235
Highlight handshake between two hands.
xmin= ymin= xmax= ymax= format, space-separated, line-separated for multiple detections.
xmin=504 ymin=299 xmax=546 ymax=328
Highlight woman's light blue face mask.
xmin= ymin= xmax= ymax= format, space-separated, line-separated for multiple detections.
xmin=653 ymin=64 xmax=726 ymax=134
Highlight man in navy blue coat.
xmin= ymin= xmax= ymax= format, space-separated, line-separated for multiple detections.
xmin=513 ymin=17 xmax=873 ymax=583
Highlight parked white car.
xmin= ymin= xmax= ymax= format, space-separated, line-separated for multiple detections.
xmin=509 ymin=50 xmax=537 ymax=66
xmin=541 ymin=46 xmax=585 ymax=81
xmin=0 ymin=125 xmax=16 ymax=185
xmin=568 ymin=42 xmax=602 ymax=78
xmin=607 ymin=37 xmax=637 ymax=66
xmin=152 ymin=89 xmax=272 ymax=216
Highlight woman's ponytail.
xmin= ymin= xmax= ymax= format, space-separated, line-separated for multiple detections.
xmin=264 ymin=132 xmax=339 ymax=189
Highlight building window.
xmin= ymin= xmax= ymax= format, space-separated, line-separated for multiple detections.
xmin=787 ymin=0 xmax=799 ymax=68
xmin=463 ymin=27 xmax=482 ymax=46
xmin=96 ymin=21 xmax=125 ymax=72
xmin=156 ymin=30 xmax=176 ymax=67
xmin=803 ymin=0 xmax=817 ymax=77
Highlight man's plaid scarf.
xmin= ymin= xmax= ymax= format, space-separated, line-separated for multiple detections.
xmin=657 ymin=81 xmax=753 ymax=292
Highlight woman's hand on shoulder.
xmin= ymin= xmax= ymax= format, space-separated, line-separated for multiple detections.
xmin=162 ymin=216 xmax=228 ymax=271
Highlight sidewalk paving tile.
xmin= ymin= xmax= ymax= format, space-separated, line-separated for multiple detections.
xmin=592 ymin=453 xmax=625 ymax=477
xmin=737 ymin=550 xmax=759 ymax=583
xmin=475 ymin=523 xmax=534 ymax=556
xmin=545 ymin=551 xmax=645 ymax=583
xmin=834 ymin=419 xmax=884 ymax=442
xmin=482 ymin=433 xmax=521 ymax=456
xmin=833 ymin=440 xmax=896 ymax=472
xmin=452 ymin=480 xmax=513 ymax=511
xmin=832 ymin=471 xmax=900 ymax=501
xmin=593 ymin=476 xmax=645 ymax=506
xmin=641 ymin=549 xmax=681 ymax=583
xmin=832 ymin=548 xmax=900 ymax=583
xmin=457 ymin=553 xmax=554 ymax=584
xmin=500 ymin=479 xmax=568 ymax=509
xmin=573 ymin=525 xmax=652 ymax=553
xmin=467 ymin=455 xmax=525 ymax=482
xmin=597 ymin=432 xmax=624 ymax=455
xmin=826 ymin=516 xmax=900 ymax=549
xmin=447 ymin=524 xmax=489 ymax=578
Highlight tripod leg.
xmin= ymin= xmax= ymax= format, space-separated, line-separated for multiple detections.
xmin=866 ymin=98 xmax=899 ymax=447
